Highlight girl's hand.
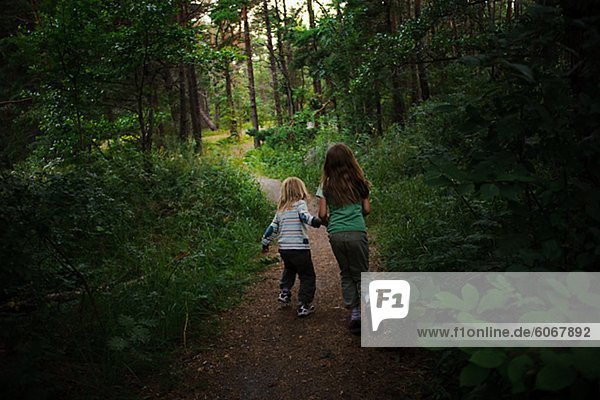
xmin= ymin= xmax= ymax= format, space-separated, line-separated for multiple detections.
xmin=362 ymin=198 xmax=371 ymax=216
xmin=318 ymin=197 xmax=329 ymax=225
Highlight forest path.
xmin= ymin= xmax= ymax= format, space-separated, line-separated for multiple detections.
xmin=152 ymin=140 xmax=427 ymax=399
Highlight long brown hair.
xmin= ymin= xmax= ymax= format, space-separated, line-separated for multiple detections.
xmin=321 ymin=143 xmax=369 ymax=207
xmin=278 ymin=177 xmax=309 ymax=211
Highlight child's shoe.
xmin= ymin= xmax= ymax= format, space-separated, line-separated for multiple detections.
xmin=297 ymin=303 xmax=315 ymax=317
xmin=278 ymin=289 xmax=291 ymax=306
xmin=348 ymin=307 xmax=361 ymax=335
xmin=348 ymin=318 xmax=361 ymax=335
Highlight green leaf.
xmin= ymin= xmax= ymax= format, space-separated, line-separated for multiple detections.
xmin=108 ymin=336 xmax=128 ymax=351
xmin=480 ymin=183 xmax=500 ymax=199
xmin=434 ymin=291 xmax=468 ymax=311
xmin=460 ymin=363 xmax=490 ymax=387
xmin=461 ymin=283 xmax=479 ymax=311
xmin=535 ymin=364 xmax=576 ymax=391
xmin=504 ymin=62 xmax=535 ymax=83
xmin=433 ymin=103 xmax=458 ymax=113
xmin=572 ymin=348 xmax=600 ymax=379
xmin=457 ymin=182 xmax=475 ymax=195
xmin=539 ymin=349 xmax=573 ymax=368
xmin=499 ymin=184 xmax=520 ymax=201
xmin=507 ymin=354 xmax=534 ymax=393
xmin=470 ymin=349 xmax=507 ymax=369
xmin=456 ymin=311 xmax=483 ymax=323
xmin=477 ymin=288 xmax=511 ymax=314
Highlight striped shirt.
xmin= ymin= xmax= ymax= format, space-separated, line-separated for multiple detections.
xmin=261 ymin=200 xmax=318 ymax=250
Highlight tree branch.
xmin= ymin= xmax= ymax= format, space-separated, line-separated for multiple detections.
xmin=0 ymin=98 xmax=33 ymax=106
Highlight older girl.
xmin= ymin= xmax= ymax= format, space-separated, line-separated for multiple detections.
xmin=317 ymin=143 xmax=370 ymax=334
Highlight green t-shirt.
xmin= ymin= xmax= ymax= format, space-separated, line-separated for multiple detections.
xmin=316 ymin=185 xmax=366 ymax=234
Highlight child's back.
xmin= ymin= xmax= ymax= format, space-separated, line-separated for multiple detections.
xmin=262 ymin=177 xmax=321 ymax=317
xmin=317 ymin=143 xmax=371 ymax=334
xmin=265 ymin=199 xmax=315 ymax=250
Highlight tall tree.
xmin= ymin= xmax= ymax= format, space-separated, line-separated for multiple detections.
xmin=181 ymin=0 xmax=202 ymax=152
xmin=274 ymin=0 xmax=295 ymax=116
xmin=187 ymin=64 xmax=203 ymax=152
xmin=242 ymin=2 xmax=260 ymax=147
xmin=386 ymin=0 xmax=407 ymax=124
xmin=263 ymin=0 xmax=283 ymax=125
xmin=210 ymin=0 xmax=242 ymax=137
xmin=414 ymin=0 xmax=430 ymax=101
xmin=306 ymin=0 xmax=322 ymax=100
xmin=177 ymin=4 xmax=190 ymax=141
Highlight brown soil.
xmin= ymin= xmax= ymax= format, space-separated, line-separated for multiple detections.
xmin=145 ymin=142 xmax=430 ymax=399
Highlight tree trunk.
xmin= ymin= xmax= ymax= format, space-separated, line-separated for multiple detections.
xmin=375 ymin=94 xmax=383 ymax=136
xmin=177 ymin=2 xmax=190 ymax=142
xmin=198 ymin=101 xmax=218 ymax=131
xmin=386 ymin=0 xmax=406 ymax=124
xmin=264 ymin=0 xmax=283 ymax=125
xmin=224 ymin=66 xmax=238 ymax=136
xmin=414 ymin=0 xmax=430 ymax=101
xmin=242 ymin=4 xmax=260 ymax=147
xmin=307 ymin=0 xmax=322 ymax=100
xmin=135 ymin=44 xmax=152 ymax=151
xmin=186 ymin=65 xmax=202 ymax=153
xmin=410 ymin=62 xmax=421 ymax=103
xmin=274 ymin=0 xmax=294 ymax=117
xmin=178 ymin=63 xmax=189 ymax=140
xmin=391 ymin=70 xmax=406 ymax=126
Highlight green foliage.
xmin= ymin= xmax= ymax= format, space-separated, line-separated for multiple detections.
xmin=24 ymin=0 xmax=196 ymax=156
xmin=422 ymin=4 xmax=600 ymax=272
xmin=455 ymin=347 xmax=600 ymax=397
xmin=245 ymin=124 xmax=335 ymax=189
xmin=363 ymin=105 xmax=503 ymax=272
xmin=0 ymin=144 xmax=271 ymax=399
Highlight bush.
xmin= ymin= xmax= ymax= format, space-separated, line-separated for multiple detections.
xmin=244 ymin=124 xmax=336 ymax=191
xmin=0 ymin=143 xmax=272 ymax=399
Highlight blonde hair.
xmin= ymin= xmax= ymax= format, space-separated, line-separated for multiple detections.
xmin=278 ymin=177 xmax=309 ymax=211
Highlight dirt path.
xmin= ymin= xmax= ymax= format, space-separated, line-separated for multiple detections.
xmin=149 ymin=140 xmax=428 ymax=399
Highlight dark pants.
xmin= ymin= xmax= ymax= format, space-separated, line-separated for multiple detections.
xmin=279 ymin=249 xmax=316 ymax=304
xmin=329 ymin=231 xmax=369 ymax=309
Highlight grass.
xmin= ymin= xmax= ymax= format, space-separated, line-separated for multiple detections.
xmin=0 ymin=141 xmax=273 ymax=399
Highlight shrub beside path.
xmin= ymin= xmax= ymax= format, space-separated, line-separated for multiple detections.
xmin=145 ymin=139 xmax=429 ymax=399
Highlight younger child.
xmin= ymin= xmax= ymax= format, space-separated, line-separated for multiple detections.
xmin=262 ymin=177 xmax=321 ymax=317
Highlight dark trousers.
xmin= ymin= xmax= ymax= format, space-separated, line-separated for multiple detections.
xmin=279 ymin=249 xmax=316 ymax=304
xmin=329 ymin=231 xmax=369 ymax=309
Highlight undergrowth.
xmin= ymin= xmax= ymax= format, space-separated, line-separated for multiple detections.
xmin=0 ymin=141 xmax=272 ymax=399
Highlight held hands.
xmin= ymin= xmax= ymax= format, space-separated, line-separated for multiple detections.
xmin=262 ymin=244 xmax=269 ymax=253
xmin=311 ymin=217 xmax=322 ymax=228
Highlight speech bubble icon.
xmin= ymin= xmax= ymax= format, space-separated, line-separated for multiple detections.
xmin=369 ymin=280 xmax=411 ymax=331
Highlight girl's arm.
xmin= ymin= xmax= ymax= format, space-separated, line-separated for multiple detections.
xmin=297 ymin=201 xmax=321 ymax=227
xmin=318 ymin=197 xmax=329 ymax=225
xmin=362 ymin=197 xmax=371 ymax=216
xmin=261 ymin=214 xmax=280 ymax=247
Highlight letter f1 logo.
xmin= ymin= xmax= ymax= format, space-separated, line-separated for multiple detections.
xmin=369 ymin=280 xmax=410 ymax=331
